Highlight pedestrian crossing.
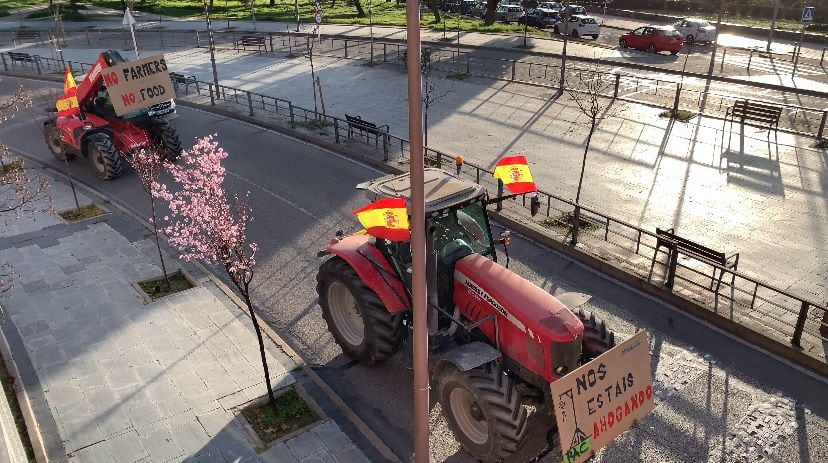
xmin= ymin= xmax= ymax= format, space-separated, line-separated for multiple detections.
xmin=721 ymin=53 xmax=824 ymax=76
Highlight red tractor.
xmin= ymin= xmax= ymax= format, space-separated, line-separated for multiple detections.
xmin=317 ymin=168 xmax=616 ymax=462
xmin=43 ymin=50 xmax=181 ymax=180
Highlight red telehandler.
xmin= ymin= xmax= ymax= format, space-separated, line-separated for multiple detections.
xmin=317 ymin=168 xmax=617 ymax=462
xmin=44 ymin=50 xmax=181 ymax=179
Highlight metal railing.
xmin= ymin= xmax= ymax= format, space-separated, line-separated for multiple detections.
xmin=2 ymin=50 xmax=826 ymax=365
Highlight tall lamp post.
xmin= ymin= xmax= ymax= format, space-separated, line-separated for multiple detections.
xmin=203 ymin=1 xmax=220 ymax=96
xmin=405 ymin=0 xmax=428 ymax=461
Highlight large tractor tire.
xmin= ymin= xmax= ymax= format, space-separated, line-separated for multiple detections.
xmin=44 ymin=122 xmax=75 ymax=162
xmin=150 ymin=121 xmax=182 ymax=162
xmin=438 ymin=363 xmax=528 ymax=463
xmin=574 ymin=307 xmax=616 ymax=363
xmin=316 ymin=257 xmax=404 ymax=365
xmin=87 ymin=134 xmax=122 ymax=180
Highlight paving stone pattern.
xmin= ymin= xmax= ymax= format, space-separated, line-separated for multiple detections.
xmin=0 ymin=175 xmax=368 ymax=462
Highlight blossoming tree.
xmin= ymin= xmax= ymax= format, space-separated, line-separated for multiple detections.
xmin=153 ymin=135 xmax=277 ymax=412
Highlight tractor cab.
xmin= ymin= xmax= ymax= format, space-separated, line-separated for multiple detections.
xmin=357 ymin=168 xmax=499 ymax=306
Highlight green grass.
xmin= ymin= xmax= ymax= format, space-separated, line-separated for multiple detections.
xmin=241 ymin=388 xmax=320 ymax=445
xmin=0 ymin=0 xmax=48 ymax=10
xmin=59 ymin=203 xmax=105 ymax=222
xmin=137 ymin=270 xmax=194 ymax=300
xmin=659 ymin=109 xmax=695 ymax=122
xmin=0 ymin=350 xmax=38 ymax=463
xmin=447 ymin=71 xmax=470 ymax=80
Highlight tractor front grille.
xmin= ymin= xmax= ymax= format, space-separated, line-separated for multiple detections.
xmin=550 ymin=334 xmax=582 ymax=379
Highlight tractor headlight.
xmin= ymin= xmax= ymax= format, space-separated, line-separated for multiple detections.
xmin=554 ymin=365 xmax=568 ymax=376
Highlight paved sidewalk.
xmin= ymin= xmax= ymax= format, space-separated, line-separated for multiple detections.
xmin=0 ymin=169 xmax=371 ymax=462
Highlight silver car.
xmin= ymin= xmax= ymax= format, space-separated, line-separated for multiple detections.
xmin=495 ymin=5 xmax=524 ymax=23
xmin=673 ymin=18 xmax=717 ymax=44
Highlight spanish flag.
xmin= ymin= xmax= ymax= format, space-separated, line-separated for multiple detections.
xmin=352 ymin=197 xmax=410 ymax=242
xmin=56 ymin=67 xmax=80 ymax=117
xmin=493 ymin=155 xmax=537 ymax=194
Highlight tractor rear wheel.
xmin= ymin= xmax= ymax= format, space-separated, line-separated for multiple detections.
xmin=574 ymin=307 xmax=616 ymax=363
xmin=317 ymin=257 xmax=404 ymax=365
xmin=44 ymin=122 xmax=75 ymax=161
xmin=87 ymin=134 xmax=122 ymax=180
xmin=438 ymin=363 xmax=528 ymax=463
xmin=150 ymin=121 xmax=182 ymax=162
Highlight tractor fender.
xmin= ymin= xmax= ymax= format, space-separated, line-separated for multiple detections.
xmin=323 ymin=234 xmax=410 ymax=313
xmin=431 ymin=342 xmax=502 ymax=380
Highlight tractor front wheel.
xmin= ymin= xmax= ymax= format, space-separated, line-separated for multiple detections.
xmin=574 ymin=307 xmax=616 ymax=363
xmin=44 ymin=122 xmax=75 ymax=162
xmin=87 ymin=134 xmax=122 ymax=180
xmin=317 ymin=257 xmax=404 ymax=365
xmin=438 ymin=363 xmax=528 ymax=463
xmin=150 ymin=121 xmax=182 ymax=162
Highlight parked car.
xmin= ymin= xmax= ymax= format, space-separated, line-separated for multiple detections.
xmin=561 ymin=4 xmax=587 ymax=16
xmin=538 ymin=1 xmax=563 ymax=11
xmin=443 ymin=0 xmax=462 ymax=12
xmin=518 ymin=9 xmax=560 ymax=28
xmin=500 ymin=0 xmax=522 ymax=5
xmin=469 ymin=1 xmax=487 ymax=17
xmin=619 ymin=25 xmax=683 ymax=55
xmin=458 ymin=0 xmax=478 ymax=14
xmin=552 ymin=14 xmax=599 ymax=38
xmin=672 ymin=17 xmax=717 ymax=44
xmin=494 ymin=5 xmax=524 ymax=23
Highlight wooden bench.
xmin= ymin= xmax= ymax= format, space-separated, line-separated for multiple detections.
xmin=6 ymin=52 xmax=41 ymax=73
xmin=649 ymin=227 xmax=739 ymax=293
xmin=234 ymin=35 xmax=267 ymax=54
xmin=345 ymin=114 xmax=389 ymax=147
xmin=12 ymin=29 xmax=42 ymax=46
xmin=725 ymin=99 xmax=782 ymax=143
xmin=170 ymin=72 xmax=200 ymax=94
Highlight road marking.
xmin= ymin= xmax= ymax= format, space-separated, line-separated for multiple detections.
xmin=225 ymin=169 xmax=319 ymax=219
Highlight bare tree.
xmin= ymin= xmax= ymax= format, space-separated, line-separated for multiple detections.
xmin=565 ymin=68 xmax=619 ymax=244
xmin=421 ymin=50 xmax=451 ymax=147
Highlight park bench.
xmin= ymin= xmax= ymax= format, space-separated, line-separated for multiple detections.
xmin=5 ymin=52 xmax=41 ymax=73
xmin=234 ymin=35 xmax=267 ymax=54
xmin=649 ymin=227 xmax=740 ymax=292
xmin=170 ymin=72 xmax=200 ymax=95
xmin=725 ymin=99 xmax=782 ymax=143
xmin=345 ymin=114 xmax=389 ymax=147
xmin=12 ymin=29 xmax=43 ymax=46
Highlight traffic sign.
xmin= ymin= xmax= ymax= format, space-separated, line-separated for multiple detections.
xmin=123 ymin=7 xmax=136 ymax=26
xmin=802 ymin=6 xmax=815 ymax=23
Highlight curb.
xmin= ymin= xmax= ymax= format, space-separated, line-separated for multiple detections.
xmin=1 ymin=123 xmax=403 ymax=463
xmin=0 ymin=322 xmax=48 ymax=463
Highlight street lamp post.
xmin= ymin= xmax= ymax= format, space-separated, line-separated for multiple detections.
xmin=203 ymin=1 xmax=220 ymax=96
xmin=405 ymin=0 xmax=428 ymax=461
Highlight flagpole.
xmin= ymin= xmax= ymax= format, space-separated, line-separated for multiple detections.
xmin=130 ymin=23 xmax=139 ymax=60
xmin=124 ymin=7 xmax=139 ymax=60
xmin=405 ymin=0 xmax=428 ymax=461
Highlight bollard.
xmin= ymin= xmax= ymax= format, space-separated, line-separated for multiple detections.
xmin=334 ymin=119 xmax=340 ymax=143
xmin=822 ymin=48 xmax=826 ymax=67
xmin=269 ymin=34 xmax=274 ymax=52
xmin=247 ymin=92 xmax=254 ymax=116
xmin=613 ymin=72 xmax=620 ymax=98
xmin=209 ymin=83 xmax=215 ymax=106
xmin=791 ymin=301 xmax=809 ymax=347
xmin=196 ymin=30 xmax=201 ymax=47
xmin=720 ymin=47 xmax=726 ymax=72
xmin=570 ymin=205 xmax=581 ymax=245
xmin=511 ymin=61 xmax=516 ymax=80
xmin=383 ymin=43 xmax=387 ymax=62
xmin=289 ymin=102 xmax=295 ymax=128
xmin=344 ymin=40 xmax=348 ymax=58
xmin=34 ymin=58 xmax=41 ymax=74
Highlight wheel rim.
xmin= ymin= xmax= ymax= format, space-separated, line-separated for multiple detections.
xmin=90 ymin=146 xmax=106 ymax=175
xmin=620 ymin=39 xmax=626 ymax=48
xmin=327 ymin=281 xmax=364 ymax=346
xmin=449 ymin=387 xmax=488 ymax=446
xmin=649 ymin=44 xmax=656 ymax=53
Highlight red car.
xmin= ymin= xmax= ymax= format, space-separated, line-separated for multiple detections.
xmin=619 ymin=25 xmax=683 ymax=55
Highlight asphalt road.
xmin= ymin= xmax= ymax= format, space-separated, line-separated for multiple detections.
xmin=2 ymin=76 xmax=827 ymax=463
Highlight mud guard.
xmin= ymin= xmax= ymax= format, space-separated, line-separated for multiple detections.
xmin=321 ymin=234 xmax=410 ymax=313
xmin=431 ymin=341 xmax=502 ymax=380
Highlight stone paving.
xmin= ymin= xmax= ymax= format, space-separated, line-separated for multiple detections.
xmin=0 ymin=171 xmax=369 ymax=463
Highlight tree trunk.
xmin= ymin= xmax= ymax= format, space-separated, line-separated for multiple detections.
xmin=270 ymin=0 xmax=276 ymax=6
xmin=574 ymin=121 xmax=595 ymax=205
xmin=353 ymin=0 xmax=366 ymax=17
xmin=241 ymin=286 xmax=278 ymax=415
xmin=149 ymin=196 xmax=171 ymax=290
xmin=425 ymin=0 xmax=441 ymax=22
xmin=484 ymin=0 xmax=498 ymax=25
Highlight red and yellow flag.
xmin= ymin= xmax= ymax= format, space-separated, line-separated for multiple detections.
xmin=352 ymin=197 xmax=410 ymax=242
xmin=493 ymin=155 xmax=537 ymax=194
xmin=56 ymin=67 xmax=80 ymax=117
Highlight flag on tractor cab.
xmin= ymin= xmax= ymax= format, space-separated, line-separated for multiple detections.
xmin=493 ymin=155 xmax=537 ymax=194
xmin=352 ymin=197 xmax=410 ymax=242
xmin=56 ymin=67 xmax=80 ymax=117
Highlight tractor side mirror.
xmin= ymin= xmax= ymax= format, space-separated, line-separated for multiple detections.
xmin=499 ymin=230 xmax=511 ymax=268
xmin=529 ymin=193 xmax=540 ymax=217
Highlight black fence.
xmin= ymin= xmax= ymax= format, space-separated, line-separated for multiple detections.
xmin=2 ymin=49 xmax=826 ymax=368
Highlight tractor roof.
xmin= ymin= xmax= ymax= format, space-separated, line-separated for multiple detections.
xmin=357 ymin=168 xmax=486 ymax=213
